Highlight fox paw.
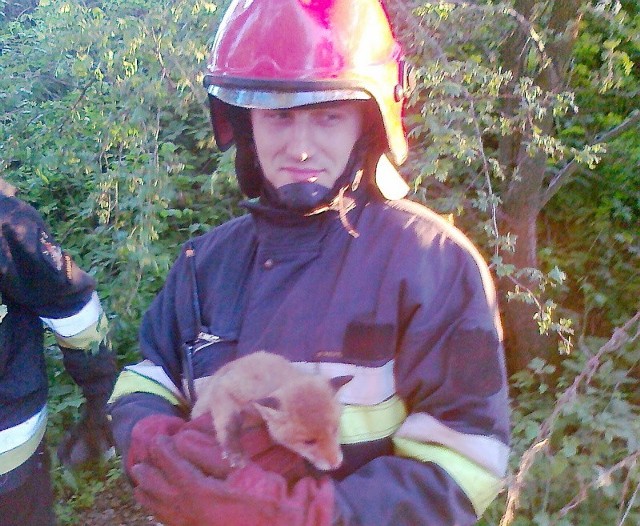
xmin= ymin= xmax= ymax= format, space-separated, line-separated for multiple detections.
xmin=222 ymin=449 xmax=246 ymax=468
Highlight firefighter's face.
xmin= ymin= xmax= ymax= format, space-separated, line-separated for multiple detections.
xmin=251 ymin=101 xmax=363 ymax=189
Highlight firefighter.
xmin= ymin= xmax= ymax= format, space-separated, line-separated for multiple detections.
xmin=108 ymin=0 xmax=511 ymax=524
xmin=0 ymin=179 xmax=117 ymax=526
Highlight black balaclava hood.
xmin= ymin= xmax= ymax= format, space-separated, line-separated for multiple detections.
xmin=225 ymin=101 xmax=386 ymax=214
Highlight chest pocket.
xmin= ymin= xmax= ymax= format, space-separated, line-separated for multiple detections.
xmin=342 ymin=319 xmax=397 ymax=365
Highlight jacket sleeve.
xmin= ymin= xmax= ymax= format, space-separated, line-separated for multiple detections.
xmin=333 ymin=234 xmax=511 ymax=526
xmin=0 ymin=195 xmax=116 ymax=400
xmin=108 ymin=247 xmax=192 ymax=461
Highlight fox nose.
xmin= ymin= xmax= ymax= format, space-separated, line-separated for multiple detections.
xmin=328 ymin=449 xmax=343 ymax=470
xmin=313 ymin=449 xmax=343 ymax=471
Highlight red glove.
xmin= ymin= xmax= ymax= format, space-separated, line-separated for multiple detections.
xmin=131 ymin=437 xmax=334 ymax=526
xmin=127 ymin=414 xmax=183 ymax=473
xmin=127 ymin=414 xmax=232 ymax=479
xmin=128 ymin=411 xmax=312 ymax=483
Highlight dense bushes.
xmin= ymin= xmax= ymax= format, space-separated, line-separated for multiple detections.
xmin=1 ymin=0 xmax=241 ymax=359
xmin=1 ymin=0 xmax=638 ymax=524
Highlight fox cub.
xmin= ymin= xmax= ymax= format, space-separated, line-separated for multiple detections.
xmin=191 ymin=351 xmax=351 ymax=471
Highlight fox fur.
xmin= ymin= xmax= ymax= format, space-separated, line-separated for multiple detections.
xmin=191 ymin=351 xmax=350 ymax=471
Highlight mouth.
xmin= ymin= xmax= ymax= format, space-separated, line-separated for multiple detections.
xmin=283 ymin=167 xmax=321 ymax=184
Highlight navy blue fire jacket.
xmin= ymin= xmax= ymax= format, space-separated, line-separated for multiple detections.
xmin=109 ymin=186 xmax=511 ymax=525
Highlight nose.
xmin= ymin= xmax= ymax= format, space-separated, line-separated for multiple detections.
xmin=285 ymin=114 xmax=314 ymax=161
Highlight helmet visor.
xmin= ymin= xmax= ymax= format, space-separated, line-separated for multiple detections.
xmin=208 ymin=85 xmax=371 ymax=110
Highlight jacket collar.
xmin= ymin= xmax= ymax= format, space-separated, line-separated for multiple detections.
xmin=241 ymin=184 xmax=369 ymax=249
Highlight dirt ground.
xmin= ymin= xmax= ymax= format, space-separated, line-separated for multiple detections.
xmin=71 ymin=476 xmax=161 ymax=526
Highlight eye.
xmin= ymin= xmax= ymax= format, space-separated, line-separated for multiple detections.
xmin=271 ymin=110 xmax=293 ymax=121
xmin=258 ymin=109 xmax=293 ymax=124
xmin=316 ymin=110 xmax=344 ymax=126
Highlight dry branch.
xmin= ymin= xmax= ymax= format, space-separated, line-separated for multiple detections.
xmin=500 ymin=310 xmax=640 ymax=526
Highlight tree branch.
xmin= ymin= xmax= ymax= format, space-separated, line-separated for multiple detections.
xmin=541 ymin=109 xmax=640 ymax=208
xmin=500 ymin=309 xmax=640 ymax=526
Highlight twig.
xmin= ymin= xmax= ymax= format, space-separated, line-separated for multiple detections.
xmin=619 ymin=478 xmax=640 ymax=526
xmin=57 ymin=78 xmax=96 ymax=133
xmin=558 ymin=451 xmax=640 ymax=517
xmin=500 ymin=310 xmax=640 ymax=526
xmin=541 ymin=109 xmax=640 ymax=208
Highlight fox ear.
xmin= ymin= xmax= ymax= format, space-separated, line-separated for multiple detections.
xmin=329 ymin=375 xmax=353 ymax=393
xmin=253 ymin=396 xmax=281 ymax=410
xmin=252 ymin=396 xmax=282 ymax=422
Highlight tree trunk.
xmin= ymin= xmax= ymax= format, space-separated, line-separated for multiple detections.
xmin=497 ymin=0 xmax=583 ymax=375
xmin=499 ymin=152 xmax=556 ymax=374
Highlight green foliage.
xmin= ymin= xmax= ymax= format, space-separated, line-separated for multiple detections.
xmin=0 ymin=0 xmax=241 ymax=363
xmin=387 ymin=1 xmax=593 ymax=360
xmin=481 ymin=315 xmax=640 ymax=525
xmin=541 ymin=135 xmax=640 ymax=336
xmin=52 ymin=455 xmax=123 ymax=525
xmin=541 ymin=2 xmax=640 ymax=336
xmin=2 ymin=0 xmax=639 ymax=523
xmin=1 ymin=0 xmax=241 ymax=519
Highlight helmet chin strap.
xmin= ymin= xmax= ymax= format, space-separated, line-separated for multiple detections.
xmin=272 ymin=182 xmax=333 ymax=212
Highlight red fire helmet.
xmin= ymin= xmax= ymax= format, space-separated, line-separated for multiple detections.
xmin=204 ymin=0 xmax=413 ymax=168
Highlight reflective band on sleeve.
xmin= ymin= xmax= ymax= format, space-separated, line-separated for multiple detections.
xmin=340 ymin=395 xmax=407 ymax=444
xmin=108 ymin=368 xmax=186 ymax=406
xmin=395 ymin=412 xmax=509 ymax=477
xmin=0 ymin=406 xmax=47 ymax=475
xmin=41 ymin=291 xmax=102 ymax=337
xmin=393 ymin=436 xmax=504 ymax=517
xmin=54 ymin=313 xmax=109 ymax=351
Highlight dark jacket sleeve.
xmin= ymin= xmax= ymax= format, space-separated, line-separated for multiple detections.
xmin=332 ymin=232 xmax=510 ymax=526
xmin=109 ymin=392 xmax=185 ymax=464
xmin=0 ymin=194 xmax=117 ymax=399
xmin=0 ymin=195 xmax=94 ymax=314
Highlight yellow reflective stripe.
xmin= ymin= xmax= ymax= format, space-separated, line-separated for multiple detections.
xmin=395 ymin=412 xmax=509 ymax=477
xmin=54 ymin=314 xmax=109 ymax=351
xmin=108 ymin=370 xmax=183 ymax=407
xmin=0 ymin=412 xmax=47 ymax=475
xmin=340 ymin=395 xmax=408 ymax=444
xmin=393 ymin=436 xmax=504 ymax=517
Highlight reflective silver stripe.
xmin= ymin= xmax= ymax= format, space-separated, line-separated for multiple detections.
xmin=0 ymin=406 xmax=47 ymax=475
xmin=394 ymin=412 xmax=509 ymax=477
xmin=40 ymin=291 xmax=102 ymax=337
xmin=0 ymin=406 xmax=47 ymax=454
xmin=294 ymin=359 xmax=395 ymax=405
